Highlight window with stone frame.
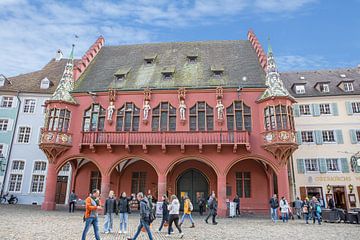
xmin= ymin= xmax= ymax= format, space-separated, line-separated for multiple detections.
xmin=264 ymin=105 xmax=293 ymax=131
xmin=301 ymin=131 xmax=314 ymax=143
xmin=299 ymin=104 xmax=311 ymax=115
xmin=17 ymin=127 xmax=31 ymax=143
xmin=1 ymin=96 xmax=13 ymax=108
xmin=23 ymin=99 xmax=36 ymax=113
xmin=189 ymin=102 xmax=214 ymax=131
xmin=33 ymin=161 xmax=47 ymax=172
xmin=319 ymin=103 xmax=331 ymax=115
xmin=8 ymin=174 xmax=22 ymax=192
xmin=352 ymin=102 xmax=360 ymax=113
xmin=226 ymin=101 xmax=251 ymax=131
xmin=304 ymin=159 xmax=319 ymax=172
xmin=236 ymin=172 xmax=251 ymax=198
xmin=83 ymin=104 xmax=106 ymax=132
xmin=152 ymin=102 xmax=176 ymax=131
xmin=131 ymin=172 xmax=147 ymax=194
xmin=0 ymin=119 xmax=8 ymax=131
xmin=30 ymin=175 xmax=45 ymax=193
xmin=12 ymin=160 xmax=25 ymax=171
xmin=322 ymin=130 xmax=336 ymax=142
xmin=116 ymin=103 xmax=140 ymax=131
xmin=326 ymin=158 xmax=340 ymax=172
xmin=46 ymin=108 xmax=71 ymax=132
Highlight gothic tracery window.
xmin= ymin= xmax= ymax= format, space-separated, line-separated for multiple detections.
xmin=116 ymin=103 xmax=140 ymax=131
xmin=189 ymin=102 xmax=214 ymax=131
xmin=83 ymin=104 xmax=106 ymax=132
xmin=226 ymin=101 xmax=251 ymax=131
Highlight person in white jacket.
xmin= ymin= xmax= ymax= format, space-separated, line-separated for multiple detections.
xmin=280 ymin=196 xmax=289 ymax=223
xmin=167 ymin=195 xmax=184 ymax=238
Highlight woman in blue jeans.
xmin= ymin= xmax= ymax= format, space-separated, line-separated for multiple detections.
xmin=280 ymin=196 xmax=289 ymax=223
xmin=118 ymin=192 xmax=134 ymax=234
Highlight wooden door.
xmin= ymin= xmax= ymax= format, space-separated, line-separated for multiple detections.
xmin=55 ymin=176 xmax=68 ymax=204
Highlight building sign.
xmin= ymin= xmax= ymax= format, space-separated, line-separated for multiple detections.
xmin=314 ymin=176 xmax=360 ymax=182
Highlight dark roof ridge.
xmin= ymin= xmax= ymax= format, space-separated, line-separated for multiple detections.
xmin=282 ymin=66 xmax=359 ymax=74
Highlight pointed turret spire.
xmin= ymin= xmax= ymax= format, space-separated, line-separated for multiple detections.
xmin=259 ymin=39 xmax=290 ymax=100
xmin=51 ymin=44 xmax=77 ymax=103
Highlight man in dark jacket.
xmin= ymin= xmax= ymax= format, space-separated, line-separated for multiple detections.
xmin=127 ymin=192 xmax=153 ymax=240
xmin=103 ymin=190 xmax=117 ymax=233
xmin=198 ymin=197 xmax=206 ymax=216
xmin=118 ymin=192 xmax=134 ymax=234
xmin=68 ymin=190 xmax=77 ymax=213
xmin=269 ymin=194 xmax=279 ymax=223
xmin=158 ymin=194 xmax=173 ymax=232
xmin=205 ymin=192 xmax=217 ymax=224
xmin=328 ymin=195 xmax=335 ymax=210
xmin=233 ymin=194 xmax=241 ymax=216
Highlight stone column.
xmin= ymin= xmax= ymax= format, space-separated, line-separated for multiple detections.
xmin=100 ymin=174 xmax=111 ymax=206
xmin=277 ymin=164 xmax=290 ymax=201
xmin=217 ymin=175 xmax=227 ymax=217
xmin=157 ymin=174 xmax=167 ymax=200
xmin=41 ymin=163 xmax=58 ymax=211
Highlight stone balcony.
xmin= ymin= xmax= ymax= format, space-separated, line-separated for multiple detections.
xmin=80 ymin=130 xmax=250 ymax=153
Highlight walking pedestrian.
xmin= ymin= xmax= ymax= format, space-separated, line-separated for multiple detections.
xmin=103 ymin=190 xmax=117 ymax=234
xmin=269 ymin=194 xmax=279 ymax=223
xmin=310 ymin=196 xmax=321 ymax=225
xmin=167 ymin=195 xmax=184 ymax=238
xmin=294 ymin=197 xmax=303 ymax=219
xmin=69 ymin=190 xmax=77 ymax=213
xmin=280 ymin=196 xmax=289 ymax=223
xmin=233 ymin=194 xmax=241 ymax=216
xmin=179 ymin=196 xmax=195 ymax=228
xmin=81 ymin=189 xmax=102 ymax=240
xmin=205 ymin=192 xmax=218 ymax=225
xmin=328 ymin=195 xmax=335 ymax=210
xmin=118 ymin=192 xmax=134 ymax=234
xmin=158 ymin=194 xmax=173 ymax=233
xmin=302 ymin=197 xmax=310 ymax=224
xmin=127 ymin=192 xmax=154 ymax=240
xmin=198 ymin=196 xmax=206 ymax=216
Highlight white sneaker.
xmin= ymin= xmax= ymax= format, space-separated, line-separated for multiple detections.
xmin=105 ymin=231 xmax=109 ymax=234
xmin=166 ymin=234 xmax=171 ymax=237
xmin=119 ymin=230 xmax=123 ymax=234
xmin=156 ymin=230 xmax=161 ymax=233
xmin=179 ymin=233 xmax=184 ymax=238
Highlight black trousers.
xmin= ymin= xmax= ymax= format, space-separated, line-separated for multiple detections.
xmin=199 ymin=205 xmax=205 ymax=215
xmin=69 ymin=201 xmax=75 ymax=212
xmin=168 ymin=214 xmax=182 ymax=234
xmin=205 ymin=209 xmax=216 ymax=223
xmin=236 ymin=206 xmax=240 ymax=215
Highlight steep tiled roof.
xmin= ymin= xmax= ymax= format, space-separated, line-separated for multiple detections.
xmin=281 ymin=68 xmax=360 ymax=97
xmin=1 ymin=59 xmax=79 ymax=94
xmin=74 ymin=40 xmax=267 ymax=92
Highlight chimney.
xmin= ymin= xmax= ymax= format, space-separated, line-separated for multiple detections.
xmin=55 ymin=49 xmax=63 ymax=61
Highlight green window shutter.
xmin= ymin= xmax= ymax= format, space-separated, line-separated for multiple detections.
xmin=297 ymin=159 xmax=305 ymax=174
xmin=349 ymin=129 xmax=358 ymax=144
xmin=315 ymin=130 xmax=323 ymax=145
xmin=296 ymin=131 xmax=302 ymax=144
xmin=293 ymin=105 xmax=300 ymax=117
xmin=335 ymin=130 xmax=344 ymax=144
xmin=312 ymin=104 xmax=320 ymax=116
xmin=340 ymin=158 xmax=349 ymax=173
xmin=319 ymin=158 xmax=327 ymax=173
xmin=331 ymin=103 xmax=339 ymax=116
xmin=345 ymin=102 xmax=353 ymax=115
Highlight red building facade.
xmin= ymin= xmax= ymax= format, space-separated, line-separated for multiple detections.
xmin=40 ymin=31 xmax=297 ymax=216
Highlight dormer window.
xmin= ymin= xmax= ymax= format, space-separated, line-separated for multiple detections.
xmin=114 ymin=67 xmax=131 ymax=81
xmin=299 ymin=76 xmax=305 ymax=80
xmin=295 ymin=85 xmax=305 ymax=94
xmin=211 ymin=66 xmax=224 ymax=78
xmin=161 ymin=66 xmax=175 ymax=80
xmin=319 ymin=83 xmax=330 ymax=93
xmin=0 ymin=75 xmax=5 ymax=87
xmin=344 ymin=82 xmax=354 ymax=92
xmin=40 ymin=78 xmax=50 ymax=89
xmin=187 ymin=54 xmax=198 ymax=64
xmin=144 ymin=55 xmax=157 ymax=66
xmin=340 ymin=74 xmax=346 ymax=78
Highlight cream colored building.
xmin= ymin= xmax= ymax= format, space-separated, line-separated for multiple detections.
xmin=282 ymin=68 xmax=360 ymax=209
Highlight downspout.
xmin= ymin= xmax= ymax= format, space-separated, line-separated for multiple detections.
xmin=1 ymin=91 xmax=21 ymax=196
xmin=290 ymin=155 xmax=296 ymax=201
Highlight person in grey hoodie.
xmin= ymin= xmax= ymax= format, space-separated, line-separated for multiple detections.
xmin=127 ymin=192 xmax=153 ymax=240
xmin=167 ymin=195 xmax=184 ymax=238
xmin=103 ymin=190 xmax=117 ymax=234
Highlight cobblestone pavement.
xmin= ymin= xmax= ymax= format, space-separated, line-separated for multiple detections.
xmin=0 ymin=205 xmax=359 ymax=240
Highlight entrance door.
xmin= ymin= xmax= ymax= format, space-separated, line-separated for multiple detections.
xmin=333 ymin=186 xmax=347 ymax=209
xmin=55 ymin=176 xmax=68 ymax=204
xmin=177 ymin=169 xmax=209 ymax=212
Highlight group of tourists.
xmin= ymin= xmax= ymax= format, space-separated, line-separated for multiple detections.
xmin=81 ymin=189 xmax=219 ymax=240
xmin=269 ymin=194 xmax=326 ymax=225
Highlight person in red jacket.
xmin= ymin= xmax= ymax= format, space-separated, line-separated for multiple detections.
xmin=82 ymin=189 xmax=102 ymax=240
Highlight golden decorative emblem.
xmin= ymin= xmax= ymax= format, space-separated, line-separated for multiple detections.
xmin=265 ymin=132 xmax=274 ymax=143
xmin=279 ymin=131 xmax=289 ymax=141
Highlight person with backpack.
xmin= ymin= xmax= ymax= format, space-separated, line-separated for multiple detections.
xmin=158 ymin=195 xmax=173 ymax=233
xmin=198 ymin=196 xmax=206 ymax=216
xmin=233 ymin=194 xmax=241 ymax=216
xmin=103 ymin=190 xmax=117 ymax=234
xmin=269 ymin=194 xmax=279 ymax=223
xmin=205 ymin=192 xmax=218 ymax=225
xmin=118 ymin=192 xmax=134 ymax=234
xmin=167 ymin=195 xmax=184 ymax=238
xmin=302 ymin=197 xmax=311 ymax=224
xmin=294 ymin=197 xmax=303 ymax=219
xmin=179 ymin=195 xmax=195 ymax=228
xmin=280 ymin=196 xmax=289 ymax=223
xmin=81 ymin=189 xmax=102 ymax=240
xmin=127 ymin=192 xmax=154 ymax=240
xmin=310 ymin=196 xmax=321 ymax=225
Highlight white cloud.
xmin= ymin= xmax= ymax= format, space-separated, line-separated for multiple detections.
xmin=276 ymin=55 xmax=329 ymax=71
xmin=254 ymin=0 xmax=317 ymax=12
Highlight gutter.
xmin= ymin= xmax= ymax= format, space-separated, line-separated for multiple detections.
xmin=1 ymin=91 xmax=21 ymax=196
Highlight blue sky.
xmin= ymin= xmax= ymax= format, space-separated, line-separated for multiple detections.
xmin=1 ymin=0 xmax=359 ymax=77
